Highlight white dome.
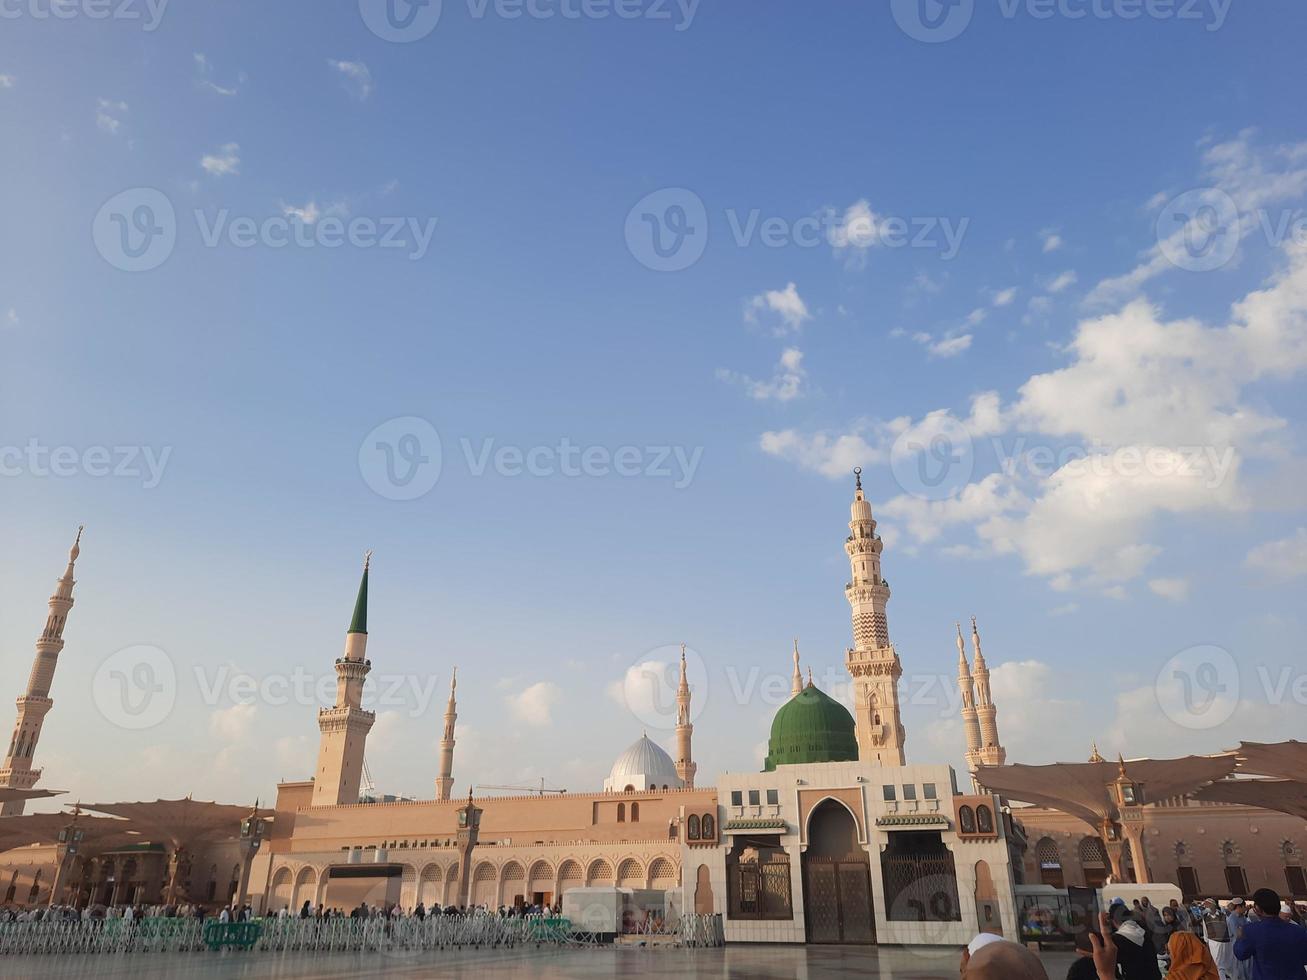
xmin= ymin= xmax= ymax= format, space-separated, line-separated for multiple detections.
xmin=603 ymin=734 xmax=683 ymax=792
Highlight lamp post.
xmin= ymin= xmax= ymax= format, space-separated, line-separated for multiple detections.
xmin=49 ymin=806 xmax=85 ymax=908
xmin=236 ymin=803 xmax=268 ymax=911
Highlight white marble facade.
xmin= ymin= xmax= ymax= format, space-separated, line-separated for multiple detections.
xmin=686 ymin=761 xmax=1018 ymax=946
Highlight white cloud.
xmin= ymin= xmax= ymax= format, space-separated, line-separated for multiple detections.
xmin=1048 ymin=603 xmax=1079 ymax=617
xmin=274 ymin=735 xmax=314 ymax=776
xmin=1147 ymin=577 xmax=1190 ymax=601
xmin=96 ymin=98 xmax=127 ymax=134
xmin=0 ymin=74 xmax=14 ymax=89
xmin=993 ymin=287 xmax=1018 ymax=307
xmin=1023 ymin=295 xmax=1054 ymax=326
xmin=744 ymin=282 xmax=811 ymax=336
xmin=1042 ymin=232 xmax=1063 ymax=253
xmin=1047 ymin=270 xmax=1078 ymax=294
xmin=717 ymin=347 xmax=807 ymax=402
xmin=925 ymin=334 xmax=972 ymax=358
xmin=5 ymin=308 xmax=17 ymax=327
xmin=200 ymin=142 xmax=241 ymax=177
xmin=760 ymin=427 xmax=884 ymax=480
xmin=1245 ymin=528 xmax=1307 ymax=581
xmin=880 ymin=473 xmax=1024 ymax=545
xmin=965 ymin=308 xmax=988 ymax=326
xmin=329 ymin=59 xmax=375 ymax=101
xmin=506 ymin=681 xmax=561 ymax=727
xmin=827 ymin=199 xmax=882 ymax=254
xmin=761 ymin=393 xmax=1002 ymax=483
xmin=606 ymin=660 xmax=679 ymax=728
xmin=764 ymin=240 xmax=1307 ymax=591
xmin=194 ymin=52 xmax=242 ymax=96
xmin=209 ymin=703 xmax=257 ymax=741
xmin=1088 ymin=132 xmax=1307 ymax=307
xmin=281 ymin=201 xmax=321 ymax=225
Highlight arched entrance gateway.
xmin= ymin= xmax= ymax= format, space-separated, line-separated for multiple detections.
xmin=801 ymin=799 xmax=875 ymax=944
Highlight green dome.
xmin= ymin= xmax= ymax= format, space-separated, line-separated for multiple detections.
xmin=764 ymin=683 xmax=859 ymax=771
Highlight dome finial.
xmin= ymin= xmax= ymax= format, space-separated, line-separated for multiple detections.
xmin=806 ymin=666 xmax=814 ymax=688
xmin=853 ymin=466 xmax=863 ymax=491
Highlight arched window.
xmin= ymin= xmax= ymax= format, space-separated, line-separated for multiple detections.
xmin=1035 ymin=837 xmax=1063 ymax=887
xmin=959 ymin=806 xmax=976 ymax=834
xmin=631 ymin=802 xmax=640 ymax=823
xmin=976 ymin=805 xmax=994 ymax=834
xmin=687 ymin=814 xmax=701 ymax=840
xmin=617 ymin=803 xmax=625 ymax=823
xmin=701 ymin=814 xmax=715 ymax=839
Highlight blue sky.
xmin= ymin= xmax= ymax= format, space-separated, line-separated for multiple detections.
xmin=2 ymin=1 xmax=1306 ymax=808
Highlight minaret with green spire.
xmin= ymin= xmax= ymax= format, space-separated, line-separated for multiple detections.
xmin=348 ymin=553 xmax=369 ymax=636
xmin=312 ymin=551 xmax=377 ymax=806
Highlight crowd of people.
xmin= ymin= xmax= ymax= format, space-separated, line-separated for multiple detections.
xmin=0 ymin=899 xmax=563 ymax=925
xmin=966 ymin=887 xmax=1307 ymax=980
xmin=263 ymin=899 xmax=564 ymax=921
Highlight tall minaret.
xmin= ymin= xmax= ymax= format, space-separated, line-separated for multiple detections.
xmin=843 ymin=468 xmax=907 ymax=766
xmin=674 ymin=644 xmax=696 ymax=788
xmin=971 ymin=617 xmax=1006 ymax=767
xmin=790 ymin=640 xmax=803 ymax=698
xmin=957 ymin=623 xmax=983 ymax=774
xmin=435 ymin=668 xmax=457 ymax=802
xmin=0 ymin=527 xmax=83 ymax=816
xmin=311 ymin=553 xmax=377 ymax=807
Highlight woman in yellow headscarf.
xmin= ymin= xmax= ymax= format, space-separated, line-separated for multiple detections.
xmin=1169 ymin=930 xmax=1220 ymax=980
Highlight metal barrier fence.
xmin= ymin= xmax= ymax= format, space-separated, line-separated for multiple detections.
xmin=0 ymin=912 xmax=725 ymax=955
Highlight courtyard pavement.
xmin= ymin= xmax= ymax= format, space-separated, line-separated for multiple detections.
xmin=2 ymin=944 xmax=1080 ymax=979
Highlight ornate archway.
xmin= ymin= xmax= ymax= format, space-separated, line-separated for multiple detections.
xmin=802 ymin=798 xmax=873 ymax=944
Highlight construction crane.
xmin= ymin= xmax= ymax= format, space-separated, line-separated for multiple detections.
xmin=474 ymin=779 xmax=567 ymax=796
xmin=360 ymin=759 xmax=377 ymax=802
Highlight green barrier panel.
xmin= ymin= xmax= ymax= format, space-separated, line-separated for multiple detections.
xmin=202 ymin=921 xmax=263 ymax=950
xmin=526 ymin=917 xmax=572 ymax=941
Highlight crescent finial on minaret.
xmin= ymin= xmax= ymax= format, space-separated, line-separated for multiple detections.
xmin=69 ymin=524 xmax=84 ymax=562
xmin=450 ymin=666 xmax=457 ymax=693
xmin=853 ymin=466 xmax=863 ymax=491
xmin=363 ymin=549 xmax=373 ymax=570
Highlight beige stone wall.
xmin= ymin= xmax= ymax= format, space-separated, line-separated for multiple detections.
xmin=1017 ymin=801 xmax=1307 ymax=899
xmin=250 ymin=782 xmax=719 ymax=913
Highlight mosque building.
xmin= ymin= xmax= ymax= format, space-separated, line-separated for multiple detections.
xmin=0 ymin=474 xmax=1303 ymax=942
